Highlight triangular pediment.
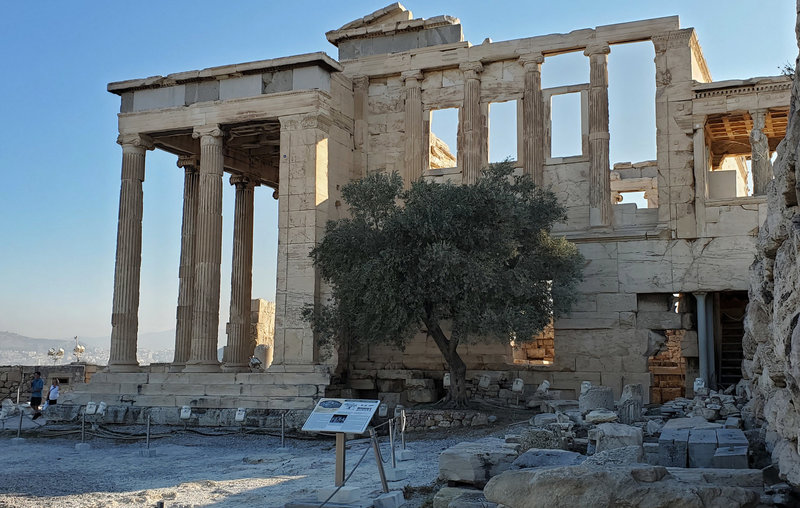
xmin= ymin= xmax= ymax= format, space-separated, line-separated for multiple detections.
xmin=336 ymin=3 xmax=413 ymax=32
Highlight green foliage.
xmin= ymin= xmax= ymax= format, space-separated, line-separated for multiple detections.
xmin=304 ymin=160 xmax=584 ymax=355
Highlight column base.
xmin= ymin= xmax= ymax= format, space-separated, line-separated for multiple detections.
xmin=169 ymin=363 xmax=186 ymax=373
xmin=106 ymin=362 xmax=141 ymax=373
xmin=182 ymin=362 xmax=221 ymax=373
xmin=221 ymin=363 xmax=250 ymax=373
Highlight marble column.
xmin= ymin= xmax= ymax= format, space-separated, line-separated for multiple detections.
xmin=520 ymin=52 xmax=545 ymax=186
xmin=224 ymin=175 xmax=257 ymax=371
xmin=585 ymin=44 xmax=612 ymax=227
xmin=171 ymin=156 xmax=199 ymax=372
xmin=460 ymin=61 xmax=484 ymax=185
xmin=184 ymin=125 xmax=224 ymax=372
xmin=749 ymin=109 xmax=773 ymax=195
xmin=402 ymin=70 xmax=424 ymax=187
xmin=109 ymin=133 xmax=153 ymax=372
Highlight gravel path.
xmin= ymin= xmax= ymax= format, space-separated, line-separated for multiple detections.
xmin=0 ymin=415 xmax=500 ymax=508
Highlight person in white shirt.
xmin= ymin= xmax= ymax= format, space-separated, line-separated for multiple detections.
xmin=44 ymin=378 xmax=59 ymax=410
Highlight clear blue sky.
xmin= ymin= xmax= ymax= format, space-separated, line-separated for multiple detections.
xmin=0 ymin=1 xmax=795 ymax=342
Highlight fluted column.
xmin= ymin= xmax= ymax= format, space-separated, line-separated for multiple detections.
xmin=585 ymin=44 xmax=612 ymax=227
xmin=402 ymin=70 xmax=424 ymax=187
xmin=171 ymin=156 xmax=199 ymax=372
xmin=460 ymin=61 xmax=484 ymax=184
xmin=184 ymin=125 xmax=224 ymax=372
xmin=109 ymin=133 xmax=153 ymax=372
xmin=224 ymin=175 xmax=257 ymax=371
xmin=749 ymin=109 xmax=773 ymax=195
xmin=520 ymin=52 xmax=545 ymax=185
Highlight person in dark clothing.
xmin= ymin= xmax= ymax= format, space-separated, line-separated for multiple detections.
xmin=30 ymin=371 xmax=44 ymax=420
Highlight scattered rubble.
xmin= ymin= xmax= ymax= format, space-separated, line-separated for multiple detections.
xmin=432 ymin=380 xmax=798 ymax=507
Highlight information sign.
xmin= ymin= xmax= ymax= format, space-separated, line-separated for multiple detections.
xmin=302 ymin=398 xmax=381 ymax=434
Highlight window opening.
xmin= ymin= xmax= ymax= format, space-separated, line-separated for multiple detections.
xmin=429 ymin=108 xmax=458 ymax=169
xmin=608 ymin=41 xmax=656 ymax=165
xmin=488 ymin=100 xmax=518 ymax=163
xmin=550 ymin=93 xmax=583 ymax=158
xmin=541 ymin=51 xmax=589 ymax=89
xmin=512 ymin=321 xmax=555 ymax=366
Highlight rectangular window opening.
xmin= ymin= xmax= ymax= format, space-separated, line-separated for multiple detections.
xmin=429 ymin=108 xmax=458 ymax=169
xmin=512 ymin=320 xmax=555 ymax=366
xmin=550 ymin=92 xmax=583 ymax=158
xmin=542 ymin=51 xmax=589 ymax=89
xmin=608 ymin=41 xmax=656 ymax=167
xmin=489 ymin=100 xmax=518 ymax=164
xmin=618 ymin=191 xmax=648 ymax=208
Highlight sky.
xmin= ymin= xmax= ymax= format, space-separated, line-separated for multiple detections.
xmin=0 ymin=0 xmax=796 ymax=344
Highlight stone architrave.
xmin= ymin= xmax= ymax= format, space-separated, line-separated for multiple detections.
xmin=519 ymin=52 xmax=545 ymax=185
xmin=184 ymin=125 xmax=224 ymax=373
xmin=749 ymin=109 xmax=773 ymax=195
xmin=460 ymin=61 xmax=484 ymax=185
xmin=402 ymin=70 xmax=424 ymax=187
xmin=585 ymin=44 xmax=612 ymax=227
xmin=172 ymin=156 xmax=199 ymax=372
xmin=224 ymin=174 xmax=258 ymax=371
xmin=108 ymin=133 xmax=153 ymax=373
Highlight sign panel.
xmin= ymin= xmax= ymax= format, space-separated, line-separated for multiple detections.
xmin=302 ymin=398 xmax=381 ymax=434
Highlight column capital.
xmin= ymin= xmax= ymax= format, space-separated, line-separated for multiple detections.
xmin=459 ymin=61 xmax=484 ymax=79
xmin=352 ymin=75 xmax=369 ymax=89
xmin=401 ymin=70 xmax=424 ymax=85
xmin=177 ymin=155 xmax=199 ymax=171
xmin=192 ymin=125 xmax=224 ymax=140
xmin=652 ymin=34 xmax=670 ymax=55
xmin=279 ymin=112 xmax=332 ymax=132
xmin=518 ymin=52 xmax=544 ymax=69
xmin=584 ymin=43 xmax=610 ymax=57
xmin=116 ymin=133 xmax=154 ymax=150
xmin=230 ymin=174 xmax=258 ymax=188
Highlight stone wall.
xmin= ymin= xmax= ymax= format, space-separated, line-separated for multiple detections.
xmin=742 ymin=1 xmax=800 ymax=485
xmin=0 ymin=364 xmax=98 ymax=402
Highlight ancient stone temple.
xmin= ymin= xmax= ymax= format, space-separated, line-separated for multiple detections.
xmin=71 ymin=4 xmax=790 ymax=415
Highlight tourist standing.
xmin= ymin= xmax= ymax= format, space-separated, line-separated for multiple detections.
xmin=43 ymin=378 xmax=59 ymax=411
xmin=30 ymin=371 xmax=44 ymax=420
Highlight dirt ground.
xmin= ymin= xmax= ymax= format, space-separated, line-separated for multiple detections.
xmin=0 ymin=410 xmax=511 ymax=508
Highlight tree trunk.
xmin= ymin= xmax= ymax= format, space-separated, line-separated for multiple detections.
xmin=424 ymin=316 xmax=469 ymax=406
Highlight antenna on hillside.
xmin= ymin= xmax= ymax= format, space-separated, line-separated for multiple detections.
xmin=73 ymin=336 xmax=85 ymax=362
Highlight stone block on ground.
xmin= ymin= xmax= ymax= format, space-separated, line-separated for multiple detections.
xmin=373 ymin=490 xmax=405 ymax=508
xmin=658 ymin=428 xmax=689 ymax=467
xmin=590 ymin=423 xmax=642 ymax=453
xmin=585 ymin=409 xmax=618 ymax=424
xmin=712 ymin=446 xmax=748 ymax=469
xmin=438 ymin=438 xmax=520 ymax=487
xmin=716 ymin=428 xmax=748 ymax=449
xmin=583 ymin=445 xmax=644 ymax=467
xmin=579 ymin=385 xmax=615 ymax=414
xmin=643 ymin=442 xmax=660 ymax=465
xmin=511 ymin=449 xmax=586 ymax=469
xmin=483 ymin=464 xmax=759 ymax=508
xmin=531 ymin=413 xmax=558 ymax=427
xmin=688 ymin=429 xmax=718 ymax=468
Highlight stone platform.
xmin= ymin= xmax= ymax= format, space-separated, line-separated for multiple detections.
xmin=60 ymin=365 xmax=331 ymax=411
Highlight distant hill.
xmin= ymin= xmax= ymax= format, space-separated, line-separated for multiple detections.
xmin=0 ymin=331 xmax=81 ymax=352
xmin=0 ymin=329 xmax=177 ymax=352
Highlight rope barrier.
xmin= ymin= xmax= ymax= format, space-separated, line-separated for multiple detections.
xmin=318 ymin=442 xmax=372 ymax=508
